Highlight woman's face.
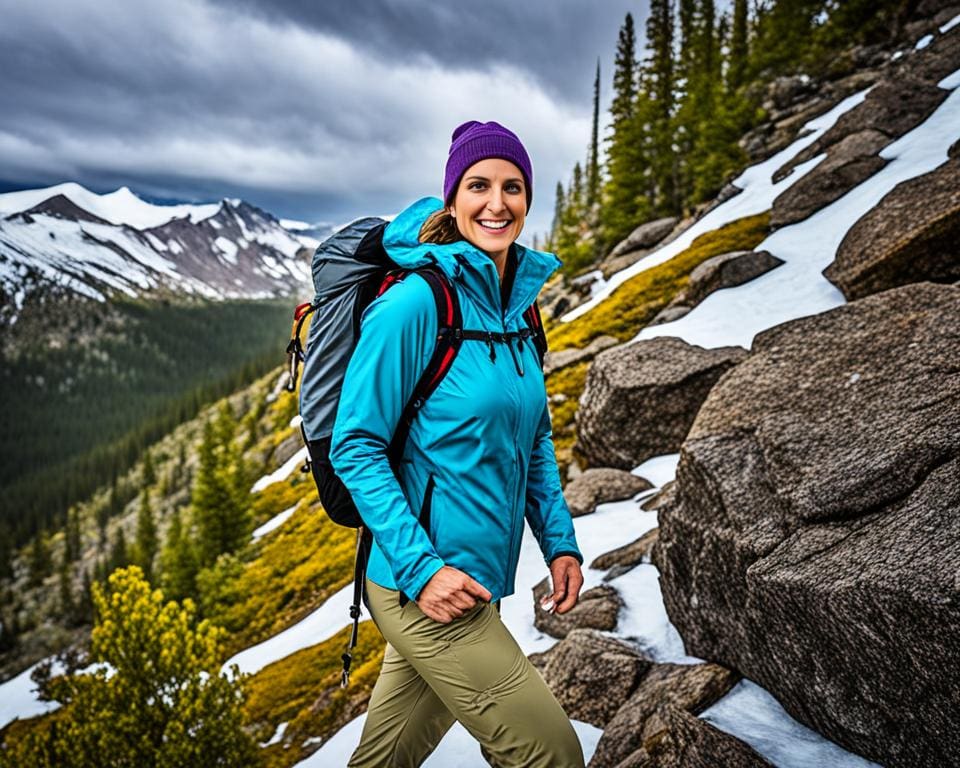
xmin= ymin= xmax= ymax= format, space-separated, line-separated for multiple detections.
xmin=448 ymin=158 xmax=527 ymax=265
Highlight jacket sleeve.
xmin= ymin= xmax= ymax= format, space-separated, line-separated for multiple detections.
xmin=329 ymin=275 xmax=445 ymax=600
xmin=524 ymin=397 xmax=584 ymax=567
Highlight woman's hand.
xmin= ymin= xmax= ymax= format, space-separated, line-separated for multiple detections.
xmin=540 ymin=555 xmax=583 ymax=614
xmin=416 ymin=565 xmax=493 ymax=624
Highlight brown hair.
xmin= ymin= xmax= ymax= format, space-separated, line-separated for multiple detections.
xmin=418 ymin=208 xmax=462 ymax=245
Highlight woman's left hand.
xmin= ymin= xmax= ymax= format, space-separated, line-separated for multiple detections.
xmin=541 ymin=555 xmax=583 ymax=614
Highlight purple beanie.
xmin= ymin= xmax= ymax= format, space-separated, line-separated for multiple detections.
xmin=443 ymin=120 xmax=533 ymax=209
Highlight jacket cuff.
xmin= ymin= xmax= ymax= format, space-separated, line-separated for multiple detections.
xmin=548 ymin=550 xmax=583 ymax=566
xmin=404 ymin=557 xmax=446 ymax=602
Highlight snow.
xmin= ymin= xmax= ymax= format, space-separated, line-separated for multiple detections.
xmin=561 ymin=87 xmax=871 ymax=323
xmin=252 ymin=504 xmax=299 ymax=540
xmin=630 ymin=67 xmax=960 ymax=351
xmin=0 ymin=659 xmax=64 ymax=729
xmin=631 ymin=452 xmax=680 ymax=487
xmin=296 ymin=712 xmax=603 ymax=767
xmin=281 ymin=218 xmax=310 ymax=231
xmin=250 ymin=446 xmax=309 ymax=493
xmin=222 ymin=581 xmax=359 ymax=676
xmin=942 ymin=13 xmax=960 ymax=33
xmin=701 ymin=680 xmax=881 ymax=768
xmin=214 ymin=236 xmax=239 ymax=265
xmin=0 ymin=183 xmax=220 ymax=230
xmin=290 ymin=414 xmax=303 ymax=429
xmin=261 ymin=721 xmax=289 ymax=747
xmin=915 ymin=33 xmax=934 ymax=50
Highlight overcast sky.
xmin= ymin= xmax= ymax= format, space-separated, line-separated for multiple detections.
xmin=0 ymin=0 xmax=650 ymax=238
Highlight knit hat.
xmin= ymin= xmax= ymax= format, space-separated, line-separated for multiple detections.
xmin=443 ymin=120 xmax=533 ymax=210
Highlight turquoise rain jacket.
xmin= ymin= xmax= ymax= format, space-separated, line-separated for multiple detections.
xmin=329 ymin=197 xmax=583 ymax=605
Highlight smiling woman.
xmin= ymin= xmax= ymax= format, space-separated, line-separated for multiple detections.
xmin=329 ymin=120 xmax=587 ymax=767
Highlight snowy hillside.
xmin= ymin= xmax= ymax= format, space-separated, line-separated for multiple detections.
xmin=0 ymin=183 xmax=315 ymax=312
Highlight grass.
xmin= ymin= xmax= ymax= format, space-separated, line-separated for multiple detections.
xmin=205 ymin=493 xmax=357 ymax=657
xmin=546 ymin=212 xmax=770 ymax=352
xmin=244 ymin=621 xmax=386 ymax=767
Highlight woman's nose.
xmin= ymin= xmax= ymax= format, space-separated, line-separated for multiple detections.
xmin=487 ymin=188 xmax=506 ymax=213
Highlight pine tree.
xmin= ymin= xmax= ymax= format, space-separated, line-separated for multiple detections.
xmin=192 ymin=405 xmax=251 ymax=568
xmin=160 ymin=507 xmax=199 ymax=602
xmin=142 ymin=449 xmax=156 ymax=487
xmin=548 ymin=181 xmax=565 ymax=252
xmin=587 ymin=59 xmax=602 ymax=208
xmin=601 ymin=12 xmax=652 ymax=250
xmin=78 ymin=567 xmax=94 ymax=625
xmin=107 ymin=526 xmax=128 ymax=575
xmin=5 ymin=567 xmax=261 ymax=767
xmin=58 ymin=549 xmax=76 ymax=623
xmin=0 ymin=522 xmax=13 ymax=580
xmin=134 ymin=488 xmax=158 ymax=583
xmin=28 ymin=530 xmax=52 ymax=587
xmin=65 ymin=506 xmax=82 ymax=562
xmin=728 ymin=0 xmax=749 ymax=90
xmin=646 ymin=0 xmax=677 ymax=215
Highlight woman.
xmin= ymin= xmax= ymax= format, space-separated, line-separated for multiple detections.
xmin=330 ymin=120 xmax=586 ymax=767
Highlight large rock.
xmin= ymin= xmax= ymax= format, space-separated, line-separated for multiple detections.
xmin=589 ymin=663 xmax=740 ymax=767
xmin=776 ymin=77 xmax=948 ymax=180
xmin=611 ymin=706 xmax=774 ymax=768
xmin=532 ymin=579 xmax=622 ymax=639
xmin=655 ymin=282 xmax=960 ymax=766
xmin=544 ymin=335 xmax=619 ymax=376
xmin=824 ymin=158 xmax=960 ymax=299
xmin=904 ymin=20 xmax=960 ymax=84
xmin=601 ymin=218 xmax=684 ymax=278
xmin=770 ymin=129 xmax=891 ymax=227
xmin=563 ymin=468 xmax=653 ymax=517
xmin=534 ymin=629 xmax=651 ymax=728
xmin=608 ymin=217 xmax=679 ymax=259
xmin=594 ymin=528 xmax=659 ymax=582
xmin=576 ymin=338 xmax=747 ymax=469
xmin=651 ymin=250 xmax=784 ymax=324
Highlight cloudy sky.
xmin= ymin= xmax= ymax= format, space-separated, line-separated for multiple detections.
xmin=0 ymin=0 xmax=650 ymax=238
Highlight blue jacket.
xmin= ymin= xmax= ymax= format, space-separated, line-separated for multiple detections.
xmin=329 ymin=197 xmax=582 ymax=604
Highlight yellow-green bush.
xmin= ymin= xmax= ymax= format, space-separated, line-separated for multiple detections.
xmin=203 ymin=502 xmax=356 ymax=656
xmin=547 ymin=213 xmax=770 ymax=351
xmin=245 ymin=621 xmax=386 ymax=768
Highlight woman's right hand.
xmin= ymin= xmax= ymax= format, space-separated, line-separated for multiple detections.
xmin=416 ymin=565 xmax=492 ymax=623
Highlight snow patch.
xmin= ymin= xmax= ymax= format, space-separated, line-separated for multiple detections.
xmin=214 ymin=236 xmax=239 ymax=265
xmin=915 ymin=33 xmax=934 ymax=50
xmin=250 ymin=446 xmax=309 ymax=493
xmin=252 ymin=504 xmax=299 ymax=540
xmin=701 ymin=680 xmax=881 ymax=767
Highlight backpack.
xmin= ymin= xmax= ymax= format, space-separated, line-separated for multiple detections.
xmin=285 ymin=216 xmax=548 ymax=687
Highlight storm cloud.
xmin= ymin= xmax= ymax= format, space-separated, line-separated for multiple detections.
xmin=0 ymin=0 xmax=647 ymax=234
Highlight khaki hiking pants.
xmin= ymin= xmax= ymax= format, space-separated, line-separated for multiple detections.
xmin=348 ymin=577 xmax=585 ymax=768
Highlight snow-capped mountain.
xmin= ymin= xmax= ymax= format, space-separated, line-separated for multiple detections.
xmin=0 ymin=183 xmax=316 ymax=313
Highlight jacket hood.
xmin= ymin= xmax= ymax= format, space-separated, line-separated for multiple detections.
xmin=382 ymin=196 xmax=562 ymax=324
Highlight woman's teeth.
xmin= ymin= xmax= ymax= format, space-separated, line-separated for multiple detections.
xmin=478 ymin=220 xmax=510 ymax=230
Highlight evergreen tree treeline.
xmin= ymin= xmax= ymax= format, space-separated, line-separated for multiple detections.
xmin=548 ymin=0 xmax=911 ymax=274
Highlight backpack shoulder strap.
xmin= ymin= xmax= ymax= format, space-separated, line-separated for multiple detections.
xmin=384 ymin=265 xmax=463 ymax=466
xmin=522 ymin=300 xmax=548 ymax=369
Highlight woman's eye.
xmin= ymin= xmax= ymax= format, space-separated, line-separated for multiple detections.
xmin=506 ymin=183 xmax=522 ymax=193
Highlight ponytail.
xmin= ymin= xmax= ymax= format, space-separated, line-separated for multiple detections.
xmin=419 ymin=209 xmax=462 ymax=245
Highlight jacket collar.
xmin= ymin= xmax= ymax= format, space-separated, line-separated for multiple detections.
xmin=382 ymin=196 xmax=560 ymax=325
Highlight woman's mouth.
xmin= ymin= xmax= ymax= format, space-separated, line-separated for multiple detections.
xmin=477 ymin=219 xmax=512 ymax=233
